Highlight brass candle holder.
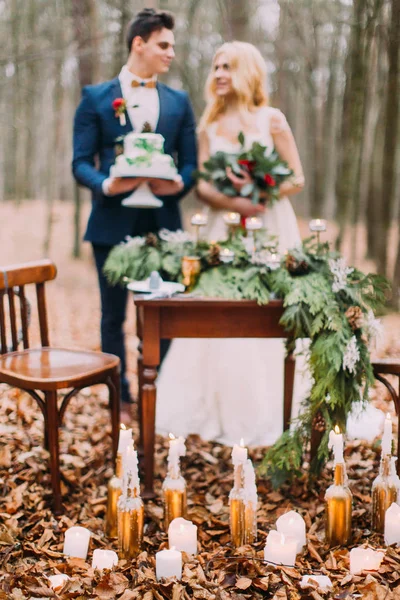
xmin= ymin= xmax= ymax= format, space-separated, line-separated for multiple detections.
xmin=372 ymin=453 xmax=398 ymax=533
xmin=117 ymin=491 xmax=144 ymax=560
xmin=163 ymin=477 xmax=187 ymax=531
xmin=243 ymin=459 xmax=257 ymax=544
xmin=230 ymin=464 xmax=246 ymax=547
xmin=181 ymin=256 xmax=201 ymax=291
xmin=106 ymin=453 xmax=123 ymax=538
xmin=325 ymin=462 xmax=352 ymax=547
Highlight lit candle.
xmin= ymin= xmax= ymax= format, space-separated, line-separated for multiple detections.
xmin=91 ymin=549 xmax=118 ymax=571
xmin=382 ymin=413 xmax=392 ymax=456
xmin=309 ymin=219 xmax=327 ymax=232
xmin=191 ymin=213 xmax=208 ymax=226
xmin=223 ymin=212 xmax=241 ymax=225
xmin=47 ymin=574 xmax=70 ymax=590
xmin=245 ymin=216 xmax=262 ymax=231
xmin=219 ymin=248 xmax=235 ymax=264
xmin=349 ymin=547 xmax=385 ymax=575
xmin=276 ymin=510 xmax=306 ymax=554
xmin=264 ymin=530 xmax=297 ymax=567
xmin=156 ymin=547 xmax=182 ymax=580
xmin=63 ymin=526 xmax=91 ymax=560
xmin=328 ymin=426 xmax=344 ymax=465
xmin=384 ymin=502 xmax=400 ymax=546
xmin=168 ymin=517 xmax=197 ymax=555
xmin=232 ymin=438 xmax=248 ymax=466
xmin=117 ymin=424 xmax=133 ymax=454
xmin=300 ymin=575 xmax=332 ymax=591
xmin=168 ymin=434 xmax=186 ymax=475
xmin=266 ymin=253 xmax=280 ymax=271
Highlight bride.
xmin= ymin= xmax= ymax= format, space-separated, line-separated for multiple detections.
xmin=156 ymin=41 xmax=308 ymax=446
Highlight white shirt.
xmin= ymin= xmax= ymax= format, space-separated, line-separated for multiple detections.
xmin=103 ymin=65 xmax=160 ymax=195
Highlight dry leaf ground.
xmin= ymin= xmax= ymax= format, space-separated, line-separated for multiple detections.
xmin=1 ymin=200 xmax=400 ymax=599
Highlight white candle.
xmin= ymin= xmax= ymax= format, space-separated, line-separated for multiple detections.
xmin=328 ymin=426 xmax=344 ymax=465
xmin=223 ymin=212 xmax=240 ymax=225
xmin=156 ymin=548 xmax=182 ymax=580
xmin=92 ymin=549 xmax=118 ymax=571
xmin=168 ymin=517 xmax=198 ymax=555
xmin=117 ymin=424 xmax=133 ymax=454
xmin=191 ymin=213 xmax=208 ymax=226
xmin=245 ymin=216 xmax=262 ymax=231
xmin=219 ymin=248 xmax=235 ymax=264
xmin=48 ymin=574 xmax=70 ymax=590
xmin=382 ymin=413 xmax=392 ymax=456
xmin=168 ymin=434 xmax=186 ymax=475
xmin=349 ymin=547 xmax=385 ymax=575
xmin=232 ymin=438 xmax=248 ymax=467
xmin=300 ymin=575 xmax=332 ymax=591
xmin=309 ymin=219 xmax=327 ymax=232
xmin=384 ymin=502 xmax=400 ymax=546
xmin=63 ymin=526 xmax=91 ymax=560
xmin=276 ymin=510 xmax=306 ymax=554
xmin=266 ymin=253 xmax=280 ymax=271
xmin=264 ymin=530 xmax=297 ymax=567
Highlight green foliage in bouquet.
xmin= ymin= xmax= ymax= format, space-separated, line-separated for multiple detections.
xmin=104 ymin=231 xmax=389 ymax=487
xmin=195 ymin=131 xmax=293 ymax=205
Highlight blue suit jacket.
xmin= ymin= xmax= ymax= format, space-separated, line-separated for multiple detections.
xmin=72 ymin=77 xmax=197 ymax=246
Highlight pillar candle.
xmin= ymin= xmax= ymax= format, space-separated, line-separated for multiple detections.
xmin=232 ymin=438 xmax=247 ymax=466
xmin=168 ymin=517 xmax=197 ymax=554
xmin=91 ymin=549 xmax=118 ymax=571
xmin=156 ymin=548 xmax=182 ymax=580
xmin=328 ymin=426 xmax=344 ymax=464
xmin=245 ymin=216 xmax=262 ymax=231
xmin=384 ymin=502 xmax=400 ymax=546
xmin=63 ymin=526 xmax=91 ymax=560
xmin=276 ymin=510 xmax=306 ymax=554
xmin=349 ymin=547 xmax=385 ymax=575
xmin=264 ymin=530 xmax=297 ymax=567
xmin=117 ymin=425 xmax=133 ymax=454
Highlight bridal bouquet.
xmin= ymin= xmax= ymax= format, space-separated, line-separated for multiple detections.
xmin=195 ymin=132 xmax=293 ymax=205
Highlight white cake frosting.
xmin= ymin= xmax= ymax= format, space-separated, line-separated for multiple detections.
xmin=110 ymin=132 xmax=178 ymax=179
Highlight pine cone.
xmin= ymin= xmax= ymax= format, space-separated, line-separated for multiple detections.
xmin=141 ymin=121 xmax=153 ymax=133
xmin=145 ymin=232 xmax=158 ymax=247
xmin=285 ymin=253 xmax=309 ymax=275
xmin=207 ymin=243 xmax=221 ymax=266
xmin=345 ymin=306 xmax=363 ymax=330
xmin=313 ymin=412 xmax=326 ymax=433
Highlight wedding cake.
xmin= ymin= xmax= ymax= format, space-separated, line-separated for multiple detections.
xmin=110 ymin=132 xmax=178 ymax=180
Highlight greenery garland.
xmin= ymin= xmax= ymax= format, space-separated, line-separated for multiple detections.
xmin=104 ymin=228 xmax=389 ymax=487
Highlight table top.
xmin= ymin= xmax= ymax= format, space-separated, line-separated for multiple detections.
xmin=134 ymin=295 xmax=284 ymax=308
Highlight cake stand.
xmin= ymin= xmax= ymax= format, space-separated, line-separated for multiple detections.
xmin=120 ymin=172 xmax=178 ymax=209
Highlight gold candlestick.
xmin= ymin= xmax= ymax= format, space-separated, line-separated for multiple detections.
xmin=230 ymin=464 xmax=246 ymax=547
xmin=106 ymin=453 xmax=123 ymax=538
xmin=372 ymin=453 xmax=398 ymax=533
xmin=117 ymin=491 xmax=144 ymax=560
xmin=163 ymin=478 xmax=187 ymax=531
xmin=325 ymin=462 xmax=352 ymax=547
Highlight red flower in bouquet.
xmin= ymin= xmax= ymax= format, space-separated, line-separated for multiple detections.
xmin=112 ymin=98 xmax=127 ymax=125
xmin=264 ymin=174 xmax=276 ymax=187
xmin=238 ymin=159 xmax=256 ymax=171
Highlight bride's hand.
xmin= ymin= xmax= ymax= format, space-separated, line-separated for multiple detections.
xmin=226 ymin=167 xmax=253 ymax=192
xmin=231 ymin=197 xmax=265 ymax=218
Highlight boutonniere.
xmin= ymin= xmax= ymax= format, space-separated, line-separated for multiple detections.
xmin=112 ymin=98 xmax=127 ymax=126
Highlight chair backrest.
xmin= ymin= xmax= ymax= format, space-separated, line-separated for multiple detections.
xmin=0 ymin=260 xmax=57 ymax=354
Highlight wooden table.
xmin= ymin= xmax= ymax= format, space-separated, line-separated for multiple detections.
xmin=135 ymin=297 xmax=295 ymax=497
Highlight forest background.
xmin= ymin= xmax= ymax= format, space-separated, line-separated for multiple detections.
xmin=1 ymin=0 xmax=400 ymax=301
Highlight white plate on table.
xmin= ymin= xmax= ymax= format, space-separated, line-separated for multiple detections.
xmin=127 ymin=280 xmax=185 ymax=295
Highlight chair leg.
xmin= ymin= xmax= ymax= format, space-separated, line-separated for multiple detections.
xmin=44 ymin=390 xmax=62 ymax=514
xmin=107 ymin=368 xmax=121 ymax=462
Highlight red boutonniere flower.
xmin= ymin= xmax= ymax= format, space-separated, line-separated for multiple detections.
xmin=264 ymin=173 xmax=276 ymax=187
xmin=112 ymin=98 xmax=127 ymax=126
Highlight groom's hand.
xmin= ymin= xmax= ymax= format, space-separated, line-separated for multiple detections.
xmin=232 ymin=197 xmax=265 ymax=218
xmin=148 ymin=175 xmax=184 ymax=196
xmin=107 ymin=177 xmax=148 ymax=196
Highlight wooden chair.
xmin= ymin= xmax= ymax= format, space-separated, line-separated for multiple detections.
xmin=0 ymin=259 xmax=121 ymax=513
xmin=372 ymin=358 xmax=400 ymax=474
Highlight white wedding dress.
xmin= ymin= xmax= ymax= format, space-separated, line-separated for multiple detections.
xmin=155 ymin=106 xmax=384 ymax=447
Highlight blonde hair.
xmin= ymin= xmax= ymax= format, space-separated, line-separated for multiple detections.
xmin=198 ymin=41 xmax=269 ymax=132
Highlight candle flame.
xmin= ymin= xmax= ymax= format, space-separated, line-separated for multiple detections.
xmin=334 ymin=425 xmax=340 ymax=434
xmin=169 ymin=432 xmax=176 ymax=440
xmin=240 ymin=438 xmax=245 ymax=448
xmin=120 ymin=423 xmax=126 ymax=430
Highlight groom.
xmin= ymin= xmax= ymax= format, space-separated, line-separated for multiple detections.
xmin=72 ymin=8 xmax=197 ymax=416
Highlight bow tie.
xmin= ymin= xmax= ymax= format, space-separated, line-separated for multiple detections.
xmin=131 ymin=79 xmax=157 ymax=89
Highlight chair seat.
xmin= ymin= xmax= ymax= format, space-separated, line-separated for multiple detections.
xmin=0 ymin=347 xmax=119 ymax=390
xmin=372 ymin=358 xmax=400 ymax=375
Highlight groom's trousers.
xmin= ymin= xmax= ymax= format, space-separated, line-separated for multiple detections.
xmin=92 ymin=236 xmax=170 ymax=405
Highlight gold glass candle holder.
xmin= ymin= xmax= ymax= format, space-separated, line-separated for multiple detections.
xmin=230 ymin=490 xmax=246 ymax=547
xmin=372 ymin=454 xmax=398 ymax=533
xmin=162 ymin=476 xmax=187 ymax=531
xmin=106 ymin=453 xmax=123 ymax=538
xmin=117 ymin=494 xmax=144 ymax=560
xmin=325 ymin=463 xmax=352 ymax=547
xmin=182 ymin=256 xmax=201 ymax=291
xmin=244 ymin=500 xmax=257 ymax=544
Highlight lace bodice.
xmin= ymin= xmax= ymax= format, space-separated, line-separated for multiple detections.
xmin=206 ymin=106 xmax=289 ymax=155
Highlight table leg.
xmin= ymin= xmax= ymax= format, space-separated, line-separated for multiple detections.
xmin=283 ymin=347 xmax=296 ymax=431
